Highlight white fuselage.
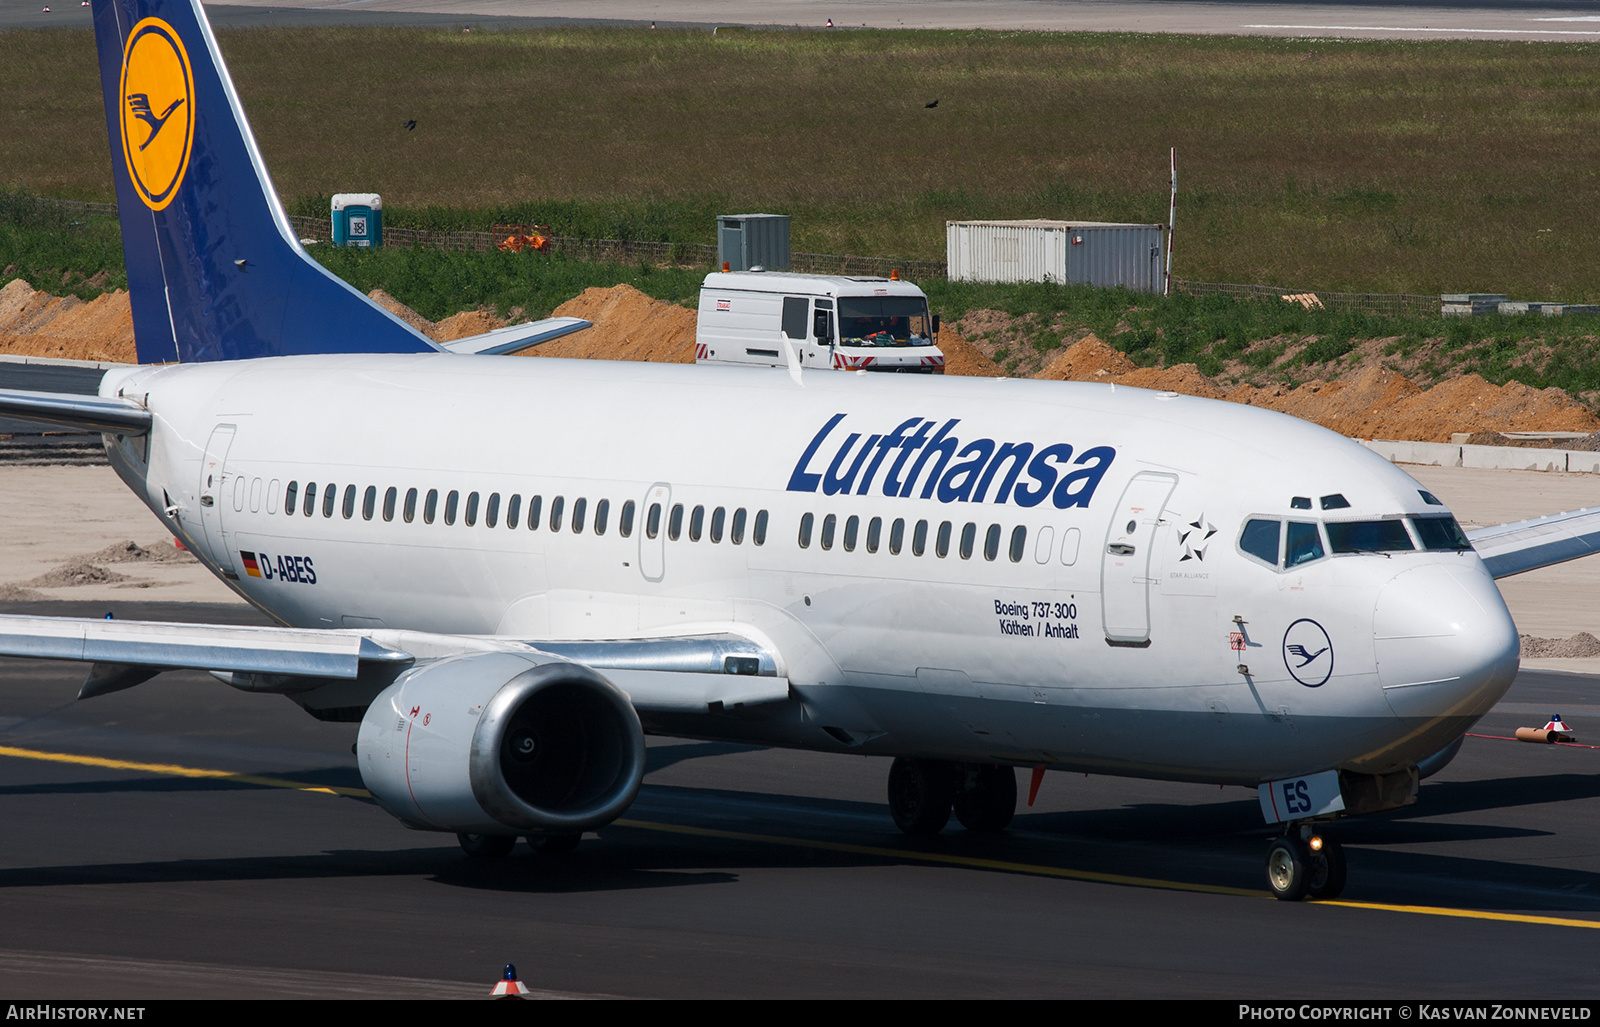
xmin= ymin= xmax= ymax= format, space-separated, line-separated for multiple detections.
xmin=98 ymin=354 xmax=1520 ymax=785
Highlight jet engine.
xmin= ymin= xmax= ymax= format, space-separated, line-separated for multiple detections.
xmin=356 ymin=651 xmax=646 ymax=837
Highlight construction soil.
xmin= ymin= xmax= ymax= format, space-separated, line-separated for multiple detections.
xmin=5 ymin=277 xmax=1596 ymax=442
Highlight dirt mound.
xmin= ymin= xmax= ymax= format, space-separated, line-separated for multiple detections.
xmin=526 ymin=284 xmax=697 ymax=363
xmin=435 ymin=309 xmax=506 ymax=342
xmin=1034 ymin=334 xmax=1134 ymax=381
xmin=1383 ymin=374 xmax=1600 ymax=441
xmin=1520 ymin=632 xmax=1600 ymax=658
xmin=21 ymin=562 xmax=130 ymax=588
xmin=0 ymin=278 xmax=136 ymax=362
xmin=939 ymin=327 xmax=1004 ymax=377
xmin=368 ymin=288 xmax=436 ymax=338
xmin=1112 ymin=363 xmax=1227 ymax=400
xmin=0 ymin=584 xmax=46 ymax=601
xmin=77 ymin=539 xmax=193 ymax=565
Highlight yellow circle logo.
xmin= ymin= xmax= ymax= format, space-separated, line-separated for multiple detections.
xmin=119 ymin=18 xmax=195 ymax=211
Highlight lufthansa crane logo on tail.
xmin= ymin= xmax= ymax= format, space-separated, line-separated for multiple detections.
xmin=1282 ymin=618 xmax=1334 ymax=687
xmin=119 ymin=18 xmax=195 ymax=211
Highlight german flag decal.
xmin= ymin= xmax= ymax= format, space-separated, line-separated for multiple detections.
xmin=240 ymin=551 xmax=262 ymax=577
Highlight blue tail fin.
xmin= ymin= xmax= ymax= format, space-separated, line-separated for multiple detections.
xmin=90 ymin=0 xmax=437 ymax=363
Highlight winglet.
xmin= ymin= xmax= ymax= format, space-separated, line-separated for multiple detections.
xmin=90 ymin=0 xmax=439 ymax=363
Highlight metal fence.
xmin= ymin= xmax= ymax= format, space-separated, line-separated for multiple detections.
xmin=1172 ymin=280 xmax=1439 ymax=317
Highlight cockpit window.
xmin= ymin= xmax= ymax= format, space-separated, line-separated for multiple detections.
xmin=1410 ymin=515 xmax=1473 ymax=551
xmin=1419 ymin=490 xmax=1444 ymax=507
xmin=1290 ymin=496 xmax=1312 ymax=510
xmin=1285 ymin=521 xmax=1325 ymax=567
xmin=1320 ymin=494 xmax=1350 ymax=510
xmin=1326 ymin=519 xmax=1414 ymax=554
xmin=1240 ymin=519 xmax=1281 ymax=565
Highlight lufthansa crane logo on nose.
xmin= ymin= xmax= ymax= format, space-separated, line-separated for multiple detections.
xmin=119 ymin=18 xmax=195 ymax=211
xmin=1282 ymin=618 xmax=1333 ymax=687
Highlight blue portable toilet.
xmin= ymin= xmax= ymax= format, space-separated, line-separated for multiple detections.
xmin=331 ymin=193 xmax=383 ymax=248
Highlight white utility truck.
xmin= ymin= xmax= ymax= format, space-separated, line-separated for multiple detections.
xmin=695 ymin=270 xmax=945 ymax=373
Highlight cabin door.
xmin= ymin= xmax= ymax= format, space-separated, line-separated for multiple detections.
xmin=1100 ymin=471 xmax=1178 ymax=645
xmin=198 ymin=424 xmax=237 ymax=578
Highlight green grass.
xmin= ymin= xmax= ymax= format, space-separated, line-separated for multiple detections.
xmin=7 ymin=26 xmax=1600 ymax=297
xmin=0 ymin=192 xmax=126 ymax=299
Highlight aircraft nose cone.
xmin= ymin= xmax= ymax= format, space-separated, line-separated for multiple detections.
xmin=1374 ymin=561 xmax=1519 ymax=723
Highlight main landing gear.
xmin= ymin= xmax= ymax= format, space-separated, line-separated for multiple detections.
xmin=887 ymin=758 xmax=1017 ymax=836
xmin=1265 ymin=825 xmax=1347 ymax=901
xmin=456 ymin=832 xmax=582 ymax=857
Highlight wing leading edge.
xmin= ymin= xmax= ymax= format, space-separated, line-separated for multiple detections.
xmin=1467 ymin=506 xmax=1600 ymax=579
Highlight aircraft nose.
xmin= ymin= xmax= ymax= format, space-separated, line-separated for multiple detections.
xmin=1374 ymin=561 xmax=1519 ymax=723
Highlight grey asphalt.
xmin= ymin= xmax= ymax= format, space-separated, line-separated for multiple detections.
xmin=0 ymin=598 xmax=1597 ymax=998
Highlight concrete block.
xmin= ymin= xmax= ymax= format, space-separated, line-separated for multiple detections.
xmin=1461 ymin=444 xmax=1569 ymax=472
xmin=1359 ymin=439 xmax=1460 ymax=466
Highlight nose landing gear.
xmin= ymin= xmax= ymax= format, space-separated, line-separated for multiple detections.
xmin=1266 ymin=825 xmax=1347 ymax=901
xmin=887 ymin=758 xmax=1018 ymax=836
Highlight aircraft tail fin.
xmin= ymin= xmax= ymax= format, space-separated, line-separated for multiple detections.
xmin=90 ymin=0 xmax=438 ymax=363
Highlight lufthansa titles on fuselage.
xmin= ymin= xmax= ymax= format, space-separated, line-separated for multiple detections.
xmin=787 ymin=413 xmax=1116 ymax=508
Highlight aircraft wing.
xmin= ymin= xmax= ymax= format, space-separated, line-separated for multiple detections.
xmin=0 ymin=614 xmax=788 ymax=712
xmin=1467 ymin=506 xmax=1600 ymax=579
xmin=436 ymin=317 xmax=592 ymax=356
xmin=0 ymin=388 xmax=149 ymax=434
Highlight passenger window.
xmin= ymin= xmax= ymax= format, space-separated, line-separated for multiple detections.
xmin=383 ymin=486 xmax=397 ymax=522
xmin=867 ymin=516 xmax=882 ymax=554
xmin=486 ymin=492 xmax=500 ymax=529
xmin=465 ymin=491 xmax=479 ymax=527
xmin=1326 ymin=520 xmax=1414 ymax=554
xmin=233 ymin=475 xmax=245 ymax=513
xmin=1285 ymin=521 xmax=1324 ymax=566
xmin=303 ymin=482 xmax=317 ymax=517
xmin=821 ymin=513 xmax=837 ymax=550
xmin=731 ymin=508 xmax=747 ymax=545
xmin=1240 ymin=519 xmax=1281 ymax=566
xmin=646 ymin=502 xmax=661 ymax=539
xmin=889 ymin=518 xmax=904 ymax=555
xmin=285 ymin=481 xmax=298 ymax=515
xmin=620 ymin=500 xmax=636 ymax=538
xmin=341 ymin=484 xmax=356 ymax=519
xmin=323 ymin=484 xmax=337 ymax=518
xmin=528 ymin=494 xmax=542 ymax=530
xmin=798 ymin=511 xmax=814 ymax=548
xmin=983 ymin=524 xmax=1001 ymax=561
xmin=404 ymin=487 xmax=417 ymax=523
xmin=506 ymin=494 xmax=520 ymax=529
xmin=960 ymin=523 xmax=977 ymax=560
xmin=572 ymin=497 xmax=587 ymax=534
xmin=266 ymin=479 xmax=279 ymax=515
xmin=444 ymin=490 xmax=459 ymax=526
xmin=1411 ymin=515 xmax=1471 ymax=551
xmin=595 ymin=499 xmax=610 ymax=536
xmin=843 ymin=515 xmax=859 ymax=552
xmin=551 ymin=495 xmax=566 ymax=532
xmin=754 ymin=509 xmax=768 ymax=545
xmin=936 ymin=521 xmax=952 ymax=558
xmin=710 ymin=506 xmax=725 ymax=543
xmin=668 ymin=503 xmax=683 ymax=541
xmin=913 ymin=519 xmax=928 ymax=557
xmin=424 ymin=488 xmax=438 ymax=524
xmin=362 ymin=485 xmax=376 ymax=521
xmin=689 ymin=505 xmax=704 ymax=542
xmin=1009 ymin=525 xmax=1026 ymax=563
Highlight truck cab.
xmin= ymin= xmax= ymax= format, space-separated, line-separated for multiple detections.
xmin=695 ymin=270 xmax=944 ymax=374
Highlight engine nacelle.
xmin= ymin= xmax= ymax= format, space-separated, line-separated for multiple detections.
xmin=357 ymin=651 xmax=646 ymax=836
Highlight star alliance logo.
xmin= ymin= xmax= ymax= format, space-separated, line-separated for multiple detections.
xmin=1178 ymin=514 xmax=1216 ymax=562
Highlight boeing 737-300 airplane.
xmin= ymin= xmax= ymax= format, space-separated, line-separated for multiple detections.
xmin=3 ymin=0 xmax=1599 ymax=902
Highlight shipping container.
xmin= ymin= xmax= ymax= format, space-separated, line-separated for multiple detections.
xmin=717 ymin=214 xmax=791 ymax=271
xmin=946 ymin=220 xmax=1165 ymax=292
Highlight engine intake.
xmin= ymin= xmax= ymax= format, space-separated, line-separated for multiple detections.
xmin=358 ymin=652 xmax=646 ymax=836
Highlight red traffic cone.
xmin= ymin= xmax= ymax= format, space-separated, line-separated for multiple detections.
xmin=490 ymin=963 xmax=531 ymax=999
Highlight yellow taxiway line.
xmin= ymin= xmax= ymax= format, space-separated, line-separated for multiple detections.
xmin=3 ymin=742 xmax=1598 ymax=930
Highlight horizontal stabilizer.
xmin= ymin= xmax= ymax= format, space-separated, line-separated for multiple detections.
xmin=0 ymin=388 xmax=151 ymax=434
xmin=1467 ymin=507 xmax=1600 ymax=578
xmin=437 ymin=317 xmax=592 ymax=356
